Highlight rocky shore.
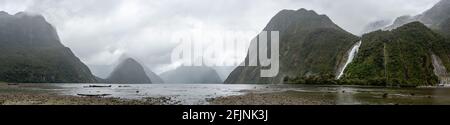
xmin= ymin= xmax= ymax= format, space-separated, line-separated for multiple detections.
xmin=208 ymin=88 xmax=450 ymax=105
xmin=208 ymin=91 xmax=336 ymax=105
xmin=0 ymin=83 xmax=179 ymax=105
xmin=3 ymin=83 xmax=450 ymax=105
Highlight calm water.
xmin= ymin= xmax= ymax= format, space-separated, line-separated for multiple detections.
xmin=51 ymin=84 xmax=258 ymax=104
xmin=31 ymin=84 xmax=450 ymax=105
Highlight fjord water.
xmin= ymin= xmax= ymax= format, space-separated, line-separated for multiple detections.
xmin=51 ymin=84 xmax=259 ymax=104
xmin=33 ymin=84 xmax=450 ymax=105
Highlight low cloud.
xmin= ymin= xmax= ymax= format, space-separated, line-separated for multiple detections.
xmin=0 ymin=0 xmax=440 ymax=78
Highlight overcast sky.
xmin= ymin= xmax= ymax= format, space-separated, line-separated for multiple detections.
xmin=0 ymin=0 xmax=441 ymax=78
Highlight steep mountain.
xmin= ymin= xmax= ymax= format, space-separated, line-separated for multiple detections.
xmin=342 ymin=22 xmax=450 ymax=86
xmin=160 ymin=66 xmax=222 ymax=84
xmin=106 ymin=58 xmax=152 ymax=83
xmin=385 ymin=0 xmax=450 ymax=33
xmin=225 ymin=9 xmax=360 ymax=84
xmin=0 ymin=11 xmax=97 ymax=83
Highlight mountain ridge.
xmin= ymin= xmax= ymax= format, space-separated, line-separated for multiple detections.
xmin=225 ymin=8 xmax=360 ymax=84
xmin=106 ymin=58 xmax=153 ymax=84
xmin=0 ymin=11 xmax=97 ymax=83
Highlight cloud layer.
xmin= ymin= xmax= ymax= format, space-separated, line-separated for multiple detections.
xmin=0 ymin=0 xmax=440 ymax=78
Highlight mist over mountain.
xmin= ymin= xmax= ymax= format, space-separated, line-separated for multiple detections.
xmin=0 ymin=1 xmax=446 ymax=86
xmin=1 ymin=0 xmax=441 ymax=77
xmin=106 ymin=58 xmax=153 ymax=84
xmin=361 ymin=20 xmax=392 ymax=34
xmin=212 ymin=66 xmax=237 ymax=81
xmin=101 ymin=55 xmax=164 ymax=83
xmin=161 ymin=66 xmax=222 ymax=84
xmin=225 ymin=9 xmax=360 ymax=84
xmin=143 ymin=66 xmax=164 ymax=83
xmin=0 ymin=11 xmax=97 ymax=83
xmin=439 ymin=17 xmax=450 ymax=37
xmin=385 ymin=0 xmax=450 ymax=33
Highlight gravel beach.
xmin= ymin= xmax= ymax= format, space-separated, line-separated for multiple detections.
xmin=209 ymin=91 xmax=336 ymax=105
xmin=3 ymin=83 xmax=450 ymax=105
xmin=0 ymin=83 xmax=179 ymax=105
xmin=1 ymin=83 xmax=336 ymax=105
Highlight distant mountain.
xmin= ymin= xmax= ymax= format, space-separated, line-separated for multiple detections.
xmin=95 ymin=76 xmax=108 ymax=83
xmin=385 ymin=0 xmax=450 ymax=33
xmin=0 ymin=11 xmax=97 ymax=83
xmin=385 ymin=15 xmax=416 ymax=30
xmin=143 ymin=66 xmax=164 ymax=83
xmin=361 ymin=20 xmax=391 ymax=34
xmin=342 ymin=22 xmax=450 ymax=86
xmin=225 ymin=8 xmax=360 ymax=84
xmin=438 ymin=18 xmax=450 ymax=37
xmin=160 ymin=66 xmax=222 ymax=84
xmin=420 ymin=0 xmax=450 ymax=27
xmin=212 ymin=66 xmax=236 ymax=81
xmin=106 ymin=58 xmax=152 ymax=83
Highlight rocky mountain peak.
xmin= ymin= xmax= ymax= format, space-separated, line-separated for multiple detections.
xmin=264 ymin=8 xmax=340 ymax=34
xmin=107 ymin=58 xmax=152 ymax=83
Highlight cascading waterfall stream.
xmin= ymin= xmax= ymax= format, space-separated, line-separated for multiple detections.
xmin=431 ymin=54 xmax=450 ymax=85
xmin=337 ymin=41 xmax=362 ymax=79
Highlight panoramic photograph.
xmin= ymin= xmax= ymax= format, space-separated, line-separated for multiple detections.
xmin=0 ymin=0 xmax=450 ymax=108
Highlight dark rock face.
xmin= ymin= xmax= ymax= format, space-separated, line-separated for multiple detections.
xmin=0 ymin=12 xmax=63 ymax=48
xmin=107 ymin=58 xmax=152 ymax=84
xmin=0 ymin=12 xmax=97 ymax=83
xmin=224 ymin=9 xmax=359 ymax=84
xmin=160 ymin=66 xmax=222 ymax=84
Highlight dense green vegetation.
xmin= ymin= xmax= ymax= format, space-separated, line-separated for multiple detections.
xmin=341 ymin=22 xmax=450 ymax=86
xmin=0 ymin=46 xmax=97 ymax=83
xmin=0 ymin=12 xmax=97 ymax=83
xmin=284 ymin=22 xmax=450 ymax=87
xmin=225 ymin=9 xmax=359 ymax=84
xmin=283 ymin=0 xmax=450 ymax=87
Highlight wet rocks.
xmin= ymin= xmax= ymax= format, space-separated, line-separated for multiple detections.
xmin=209 ymin=91 xmax=335 ymax=105
xmin=77 ymin=94 xmax=112 ymax=97
xmin=84 ymin=85 xmax=112 ymax=88
xmin=382 ymin=93 xmax=389 ymax=98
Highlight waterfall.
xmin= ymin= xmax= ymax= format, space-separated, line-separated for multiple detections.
xmin=337 ymin=41 xmax=362 ymax=79
xmin=431 ymin=54 xmax=450 ymax=85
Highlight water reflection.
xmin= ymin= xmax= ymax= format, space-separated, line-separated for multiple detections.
xmin=29 ymin=84 xmax=450 ymax=105
xmin=336 ymin=87 xmax=360 ymax=105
